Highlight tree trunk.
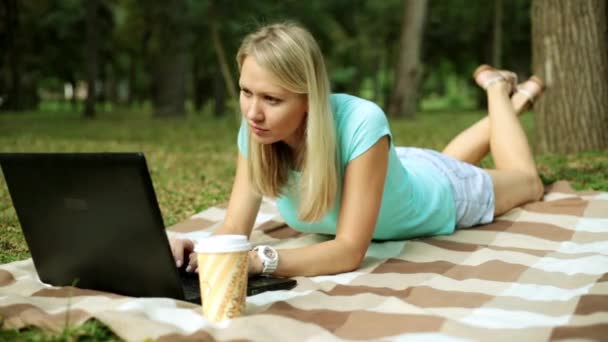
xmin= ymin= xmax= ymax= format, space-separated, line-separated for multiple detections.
xmin=209 ymin=2 xmax=237 ymax=108
xmin=68 ymin=76 xmax=77 ymax=108
xmin=153 ymin=52 xmax=187 ymax=117
xmin=127 ymin=52 xmax=135 ymax=106
xmin=0 ymin=1 xmax=4 ymax=104
xmin=2 ymin=0 xmax=22 ymax=111
xmin=192 ymin=56 xmax=202 ymax=112
xmin=149 ymin=1 xmax=187 ymax=117
xmin=192 ymin=56 xmax=212 ymax=113
xmin=103 ymin=63 xmax=113 ymax=105
xmin=388 ymin=0 xmax=428 ymax=118
xmin=492 ymin=0 xmax=503 ymax=68
xmin=383 ymin=37 xmax=396 ymax=111
xmin=373 ymin=48 xmax=386 ymax=105
xmin=84 ymin=0 xmax=99 ymax=118
xmin=532 ymin=0 xmax=608 ymax=153
xmin=214 ymin=68 xmax=226 ymax=117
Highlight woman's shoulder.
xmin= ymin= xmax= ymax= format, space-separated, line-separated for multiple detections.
xmin=330 ymin=93 xmax=382 ymax=111
xmin=330 ymin=93 xmax=385 ymax=125
xmin=331 ymin=94 xmax=392 ymax=163
xmin=331 ymin=93 xmax=387 ymax=124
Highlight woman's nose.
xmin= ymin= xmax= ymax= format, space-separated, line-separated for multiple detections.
xmin=245 ymin=98 xmax=263 ymax=122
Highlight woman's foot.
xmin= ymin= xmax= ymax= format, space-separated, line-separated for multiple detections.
xmin=515 ymin=76 xmax=545 ymax=104
xmin=473 ymin=64 xmax=518 ymax=94
xmin=511 ymin=76 xmax=545 ymax=115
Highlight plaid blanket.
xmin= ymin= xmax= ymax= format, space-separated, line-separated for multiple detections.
xmin=1 ymin=181 xmax=607 ymax=341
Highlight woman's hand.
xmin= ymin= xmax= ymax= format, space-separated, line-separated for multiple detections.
xmin=168 ymin=236 xmax=195 ymax=271
xmin=170 ymin=237 xmax=263 ymax=275
xmin=248 ymin=250 xmax=263 ymax=276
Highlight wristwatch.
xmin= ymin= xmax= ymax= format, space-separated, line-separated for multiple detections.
xmin=253 ymin=245 xmax=279 ymax=275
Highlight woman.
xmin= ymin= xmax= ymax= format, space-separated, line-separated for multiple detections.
xmin=170 ymin=22 xmax=544 ymax=277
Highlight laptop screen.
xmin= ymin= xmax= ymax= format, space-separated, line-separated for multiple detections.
xmin=0 ymin=153 xmax=186 ymax=299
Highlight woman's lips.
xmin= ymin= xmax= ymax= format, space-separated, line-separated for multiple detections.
xmin=250 ymin=124 xmax=269 ymax=135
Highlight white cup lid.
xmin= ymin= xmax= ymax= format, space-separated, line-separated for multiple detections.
xmin=194 ymin=234 xmax=251 ymax=253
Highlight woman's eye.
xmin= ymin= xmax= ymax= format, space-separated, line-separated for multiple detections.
xmin=265 ymin=96 xmax=281 ymax=104
xmin=241 ymin=89 xmax=252 ymax=96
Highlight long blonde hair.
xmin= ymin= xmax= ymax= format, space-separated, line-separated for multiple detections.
xmin=236 ymin=22 xmax=337 ymax=222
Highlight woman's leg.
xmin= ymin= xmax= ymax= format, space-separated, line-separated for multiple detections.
xmin=483 ymin=79 xmax=543 ymax=216
xmin=441 ymin=91 xmax=530 ymax=165
xmin=442 ymin=76 xmax=544 ymax=165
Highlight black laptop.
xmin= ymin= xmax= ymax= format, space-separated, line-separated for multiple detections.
xmin=0 ymin=152 xmax=295 ymax=303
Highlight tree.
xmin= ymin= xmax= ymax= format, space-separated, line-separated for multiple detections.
xmin=143 ymin=1 xmax=188 ymax=117
xmin=492 ymin=0 xmax=503 ymax=68
xmin=531 ymin=0 xmax=608 ymax=153
xmin=1 ymin=0 xmax=22 ymax=111
xmin=84 ymin=0 xmax=99 ymax=118
xmin=388 ymin=0 xmax=428 ymax=118
xmin=208 ymin=1 xmax=237 ymax=109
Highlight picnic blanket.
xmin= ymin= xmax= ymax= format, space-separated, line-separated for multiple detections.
xmin=1 ymin=181 xmax=607 ymax=341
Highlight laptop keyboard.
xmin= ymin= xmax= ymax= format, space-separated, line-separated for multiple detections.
xmin=178 ymin=271 xmax=297 ymax=301
xmin=179 ymin=271 xmax=201 ymax=301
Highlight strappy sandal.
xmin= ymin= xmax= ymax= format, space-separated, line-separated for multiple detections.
xmin=515 ymin=76 xmax=545 ymax=104
xmin=473 ymin=64 xmax=518 ymax=94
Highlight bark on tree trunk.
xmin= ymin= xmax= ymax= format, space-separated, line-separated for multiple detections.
xmin=388 ymin=0 xmax=428 ymax=118
xmin=84 ymin=0 xmax=99 ymax=118
xmin=532 ymin=0 xmax=608 ymax=153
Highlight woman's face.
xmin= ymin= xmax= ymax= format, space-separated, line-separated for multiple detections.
xmin=239 ymin=56 xmax=308 ymax=150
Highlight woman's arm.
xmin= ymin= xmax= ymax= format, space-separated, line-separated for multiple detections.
xmin=251 ymin=136 xmax=390 ymax=277
xmin=172 ymin=153 xmax=262 ymax=268
xmin=215 ymin=153 xmax=263 ymax=236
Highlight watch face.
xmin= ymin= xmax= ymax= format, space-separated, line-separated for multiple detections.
xmin=263 ymin=247 xmax=276 ymax=259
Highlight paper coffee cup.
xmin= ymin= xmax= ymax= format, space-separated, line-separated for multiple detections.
xmin=195 ymin=234 xmax=251 ymax=321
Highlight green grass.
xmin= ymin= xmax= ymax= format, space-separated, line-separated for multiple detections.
xmin=1 ymin=108 xmax=606 ymax=340
xmin=0 ymin=320 xmax=123 ymax=342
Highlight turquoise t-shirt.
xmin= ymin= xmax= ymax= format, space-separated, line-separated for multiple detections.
xmin=238 ymin=93 xmax=456 ymax=240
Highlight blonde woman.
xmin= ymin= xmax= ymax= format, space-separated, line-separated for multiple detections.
xmin=170 ymin=22 xmax=545 ymax=277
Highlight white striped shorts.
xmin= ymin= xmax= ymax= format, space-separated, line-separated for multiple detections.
xmin=395 ymin=147 xmax=495 ymax=228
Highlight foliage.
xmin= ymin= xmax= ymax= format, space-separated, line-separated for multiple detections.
xmin=1 ymin=0 xmax=536 ymax=115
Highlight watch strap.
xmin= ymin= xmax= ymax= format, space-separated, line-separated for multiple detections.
xmin=254 ymin=245 xmax=278 ymax=275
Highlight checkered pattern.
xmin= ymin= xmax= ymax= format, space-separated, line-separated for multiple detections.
xmin=1 ymin=181 xmax=607 ymax=341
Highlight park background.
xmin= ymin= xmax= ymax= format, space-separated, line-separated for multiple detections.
xmin=1 ymin=0 xmax=607 ymax=340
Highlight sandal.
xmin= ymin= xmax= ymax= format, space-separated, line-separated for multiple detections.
xmin=515 ymin=76 xmax=545 ymax=104
xmin=473 ymin=64 xmax=518 ymax=94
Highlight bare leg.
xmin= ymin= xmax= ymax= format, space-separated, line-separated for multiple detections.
xmin=484 ymin=82 xmax=543 ymax=215
xmin=442 ymin=92 xmax=530 ymax=164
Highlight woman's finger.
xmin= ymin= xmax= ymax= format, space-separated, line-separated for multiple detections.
xmin=170 ymin=238 xmax=185 ymax=268
xmin=186 ymin=251 xmax=197 ymax=272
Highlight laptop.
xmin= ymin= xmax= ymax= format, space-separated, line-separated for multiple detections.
xmin=0 ymin=152 xmax=296 ymax=303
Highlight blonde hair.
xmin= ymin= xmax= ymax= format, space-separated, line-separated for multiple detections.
xmin=236 ymin=22 xmax=337 ymax=222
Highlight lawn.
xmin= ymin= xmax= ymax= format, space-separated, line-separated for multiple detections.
xmin=1 ymin=107 xmax=606 ymax=340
